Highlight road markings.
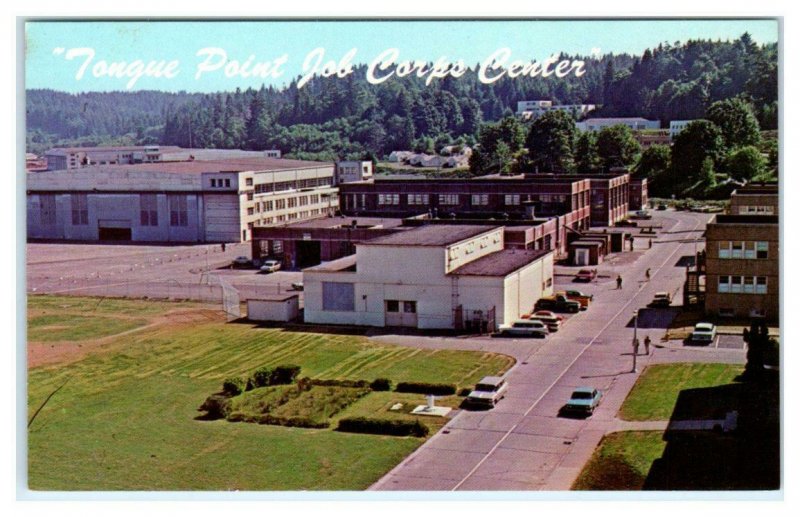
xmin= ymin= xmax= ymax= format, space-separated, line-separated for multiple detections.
xmin=450 ymin=213 xmax=705 ymax=491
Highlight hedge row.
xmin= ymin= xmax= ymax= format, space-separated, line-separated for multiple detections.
xmin=303 ymin=377 xmax=392 ymax=391
xmin=337 ymin=417 xmax=429 ymax=437
xmin=395 ymin=382 xmax=457 ymax=396
xmin=228 ymin=412 xmax=330 ymax=429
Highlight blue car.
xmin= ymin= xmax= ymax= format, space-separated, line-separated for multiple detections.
xmin=564 ymin=387 xmax=602 ymax=415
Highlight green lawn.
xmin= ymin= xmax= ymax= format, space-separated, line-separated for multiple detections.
xmin=572 ymin=431 xmax=666 ymax=490
xmin=618 ymin=363 xmax=744 ymax=421
xmin=28 ymin=295 xmax=513 ymax=490
xmin=28 ymin=313 xmax=149 ymax=342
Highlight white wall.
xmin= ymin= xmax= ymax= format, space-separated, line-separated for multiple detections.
xmin=247 ymin=298 xmax=299 ymax=322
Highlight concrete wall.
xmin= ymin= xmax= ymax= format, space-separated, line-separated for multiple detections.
xmin=247 ymin=297 xmax=299 ymax=322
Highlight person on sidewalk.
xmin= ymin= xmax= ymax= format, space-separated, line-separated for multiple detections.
xmin=644 ymin=335 xmax=651 ymax=355
xmin=616 ymin=275 xmax=623 ymax=289
xmin=645 ymin=268 xmax=651 ymax=281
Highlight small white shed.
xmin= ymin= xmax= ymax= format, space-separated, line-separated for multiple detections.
xmin=247 ymin=294 xmax=300 ymax=322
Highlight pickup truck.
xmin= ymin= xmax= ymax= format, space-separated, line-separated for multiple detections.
xmin=556 ymin=290 xmax=593 ymax=310
xmin=535 ymin=294 xmax=581 ymax=314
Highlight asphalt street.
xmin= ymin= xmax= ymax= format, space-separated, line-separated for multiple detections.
xmin=370 ymin=210 xmax=745 ymax=491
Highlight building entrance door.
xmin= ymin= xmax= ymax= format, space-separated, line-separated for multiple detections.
xmin=575 ymin=248 xmax=589 ymax=266
xmin=384 ymin=300 xmax=418 ymax=327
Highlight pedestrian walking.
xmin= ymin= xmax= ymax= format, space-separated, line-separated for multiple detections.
xmin=645 ymin=268 xmax=651 ymax=281
xmin=644 ymin=335 xmax=651 ymax=355
xmin=649 ymin=239 xmax=653 ymax=249
xmin=616 ymin=274 xmax=622 ymax=289
xmin=633 ymin=338 xmax=640 ymax=356
xmin=221 ymin=242 xmax=226 ymax=252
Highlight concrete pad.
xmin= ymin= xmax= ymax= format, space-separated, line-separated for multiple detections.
xmin=410 ymin=405 xmax=451 ymax=417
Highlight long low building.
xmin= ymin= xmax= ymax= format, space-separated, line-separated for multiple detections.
xmin=26 ymin=157 xmax=338 ymax=243
xmin=303 ymin=225 xmax=554 ymax=330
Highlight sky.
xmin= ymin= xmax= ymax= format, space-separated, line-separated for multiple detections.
xmin=24 ymin=19 xmax=779 ymax=93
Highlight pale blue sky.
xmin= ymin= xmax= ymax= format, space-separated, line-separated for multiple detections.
xmin=25 ymin=19 xmax=779 ymax=93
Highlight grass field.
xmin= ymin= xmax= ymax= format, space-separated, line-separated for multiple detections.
xmin=572 ymin=431 xmax=666 ymax=490
xmin=27 ymin=295 xmax=514 ymax=490
xmin=618 ymin=363 xmax=744 ymax=421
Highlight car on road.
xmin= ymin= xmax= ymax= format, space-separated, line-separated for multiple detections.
xmin=259 ymin=259 xmax=282 ymax=274
xmin=291 ymin=281 xmax=304 ymax=291
xmin=563 ymin=387 xmax=603 ymax=415
xmin=557 ymin=290 xmax=593 ymax=309
xmin=573 ymin=269 xmax=597 ymax=282
xmin=530 ymin=311 xmax=563 ymax=332
xmin=497 ymin=319 xmax=549 ymax=338
xmin=466 ymin=376 xmax=509 ymax=408
xmin=649 ymin=291 xmax=672 ymax=308
xmin=690 ymin=322 xmax=717 ymax=344
xmin=232 ymin=256 xmax=251 ymax=267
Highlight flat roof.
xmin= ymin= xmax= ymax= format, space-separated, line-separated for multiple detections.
xmin=46 ymin=145 xmax=181 ymax=153
xmin=449 ymin=248 xmax=551 ymax=277
xmin=272 ymin=216 xmax=406 ymax=230
xmin=362 ymin=225 xmax=498 ymax=247
xmin=247 ymin=293 xmax=299 ymax=302
xmin=46 ymin=157 xmax=332 ymax=175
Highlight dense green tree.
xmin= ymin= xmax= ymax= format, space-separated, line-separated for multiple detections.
xmin=574 ymin=132 xmax=600 ymax=174
xmin=596 ymin=125 xmax=641 ymax=171
xmin=725 ymin=146 xmax=767 ymax=181
xmin=526 ymin=111 xmax=577 ymax=173
xmin=706 ymin=98 xmax=761 ymax=151
xmin=470 ymin=117 xmax=525 ymax=174
xmin=671 ymin=120 xmax=724 ymax=187
xmin=636 ymin=144 xmax=671 ymax=180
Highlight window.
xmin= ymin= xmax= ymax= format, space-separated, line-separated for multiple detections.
xmin=70 ymin=194 xmax=88 ymax=225
xmin=386 ymin=300 xmax=399 ymax=313
xmin=757 ymin=242 xmax=769 ymax=259
xmin=210 ymin=179 xmax=217 ymax=188
xmin=287 ymin=198 xmax=297 ymax=208
xmin=378 ymin=194 xmax=400 ymax=205
xmin=168 ymin=195 xmax=188 ymax=227
xmin=322 ymin=282 xmax=355 ymax=312
xmin=744 ymin=241 xmax=756 ymax=259
xmin=756 ymin=276 xmax=768 ymax=294
xmin=139 ymin=194 xmax=158 ymax=227
xmin=471 ymin=194 xmax=489 ymax=206
xmin=403 ymin=301 xmax=417 ymax=313
xmin=246 ymin=191 xmax=254 ymax=201
xmin=407 ymin=194 xmax=429 ymax=205
xmin=438 ymin=194 xmax=459 ymax=205
xmin=718 ymin=241 xmax=731 ymax=259
xmin=275 ymin=199 xmax=286 ymax=210
xmin=731 ymin=242 xmax=744 ymax=259
xmin=743 ymin=276 xmax=755 ymax=294
xmin=247 ymin=207 xmax=255 ymax=216
xmin=39 ymin=194 xmax=56 ymax=226
xmin=504 ymin=194 xmax=521 ymax=206
xmin=245 ymin=178 xmax=253 ymax=186
xmin=718 ymin=275 xmax=731 ymax=293
xmin=730 ymin=275 xmax=743 ymax=293
xmin=224 ymin=179 xmax=231 ymax=188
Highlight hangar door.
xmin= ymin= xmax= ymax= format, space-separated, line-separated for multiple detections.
xmin=98 ymin=219 xmax=132 ymax=241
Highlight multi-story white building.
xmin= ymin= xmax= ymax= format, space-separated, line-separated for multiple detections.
xmin=303 ymin=225 xmax=554 ymax=330
xmin=576 ymin=118 xmax=661 ymax=132
xmin=517 ymin=100 xmax=597 ymax=120
xmin=27 ymin=157 xmax=338 ymax=243
xmin=335 ymin=161 xmax=374 ymax=185
xmin=669 ymin=120 xmax=696 ymax=140
xmin=44 ymin=145 xmax=181 ymax=170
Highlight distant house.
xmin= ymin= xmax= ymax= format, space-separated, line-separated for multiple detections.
xmin=669 ymin=120 xmax=696 ymax=140
xmin=335 ymin=160 xmax=374 ymax=185
xmin=388 ymin=151 xmax=413 ymax=163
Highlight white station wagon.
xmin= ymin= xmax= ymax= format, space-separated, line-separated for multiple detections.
xmin=467 ymin=376 xmax=509 ymax=408
xmin=690 ymin=322 xmax=717 ymax=343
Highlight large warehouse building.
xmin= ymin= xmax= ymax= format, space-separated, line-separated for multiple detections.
xmin=303 ymin=225 xmax=554 ymax=330
xmin=26 ymin=157 xmax=337 ymax=243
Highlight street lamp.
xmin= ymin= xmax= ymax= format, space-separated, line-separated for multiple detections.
xmin=631 ymin=309 xmax=640 ymax=373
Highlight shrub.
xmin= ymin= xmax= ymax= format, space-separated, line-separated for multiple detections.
xmin=395 ymin=382 xmax=456 ymax=396
xmin=222 ymin=377 xmax=245 ymax=396
xmin=304 ymin=378 xmax=370 ymax=388
xmin=337 ymin=417 xmax=428 ymax=437
xmin=252 ymin=367 xmax=273 ymax=388
xmin=198 ymin=394 xmax=231 ymax=419
xmin=370 ymin=378 xmax=392 ymax=391
xmin=457 ymin=387 xmax=472 ymax=397
xmin=258 ymin=415 xmax=330 ymax=429
xmin=270 ymin=365 xmax=301 ymax=385
xmin=245 ymin=378 xmax=255 ymax=392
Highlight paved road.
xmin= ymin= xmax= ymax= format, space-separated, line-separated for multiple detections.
xmin=371 ymin=210 xmax=745 ymax=491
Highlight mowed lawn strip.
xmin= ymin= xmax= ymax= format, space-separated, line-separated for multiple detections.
xmin=572 ymin=431 xmax=666 ymax=490
xmin=618 ymin=363 xmax=744 ymax=421
xmin=28 ymin=295 xmax=514 ymax=490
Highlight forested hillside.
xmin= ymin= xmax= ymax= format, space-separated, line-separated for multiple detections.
xmin=26 ymin=34 xmax=777 ymax=161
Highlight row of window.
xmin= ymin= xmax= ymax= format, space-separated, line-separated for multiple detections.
xmin=253 ymin=177 xmax=332 ymax=194
xmin=718 ymin=241 xmax=769 ymax=259
xmin=374 ymin=193 xmax=530 ymax=207
xmin=737 ymin=205 xmax=775 ymax=215
xmin=210 ymin=178 xmax=232 ymax=188
xmin=718 ymin=275 xmax=768 ymax=294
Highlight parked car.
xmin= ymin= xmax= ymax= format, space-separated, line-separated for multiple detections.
xmin=535 ymin=295 xmax=581 ymax=313
xmin=649 ymin=291 xmax=672 ymax=308
xmin=691 ymin=322 xmax=717 ymax=344
xmin=290 ymin=281 xmax=304 ymax=291
xmin=656 ymin=204 xmax=668 ymax=211
xmin=259 ymin=259 xmax=282 ymax=273
xmin=232 ymin=256 xmax=251 ymax=267
xmin=497 ymin=319 xmax=549 ymax=338
xmin=530 ymin=311 xmax=563 ymax=332
xmin=466 ymin=376 xmax=509 ymax=408
xmin=564 ymin=387 xmax=603 ymax=415
xmin=573 ymin=269 xmax=597 ymax=282
xmin=632 ymin=210 xmax=653 ymax=220
xmin=557 ymin=290 xmax=593 ymax=309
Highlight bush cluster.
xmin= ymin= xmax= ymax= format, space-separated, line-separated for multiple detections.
xmin=395 ymin=382 xmax=456 ymax=396
xmin=370 ymin=378 xmax=392 ymax=391
xmin=222 ymin=377 xmax=245 ymax=396
xmin=337 ymin=417 xmax=428 ymax=437
xmin=198 ymin=394 xmax=231 ymax=419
